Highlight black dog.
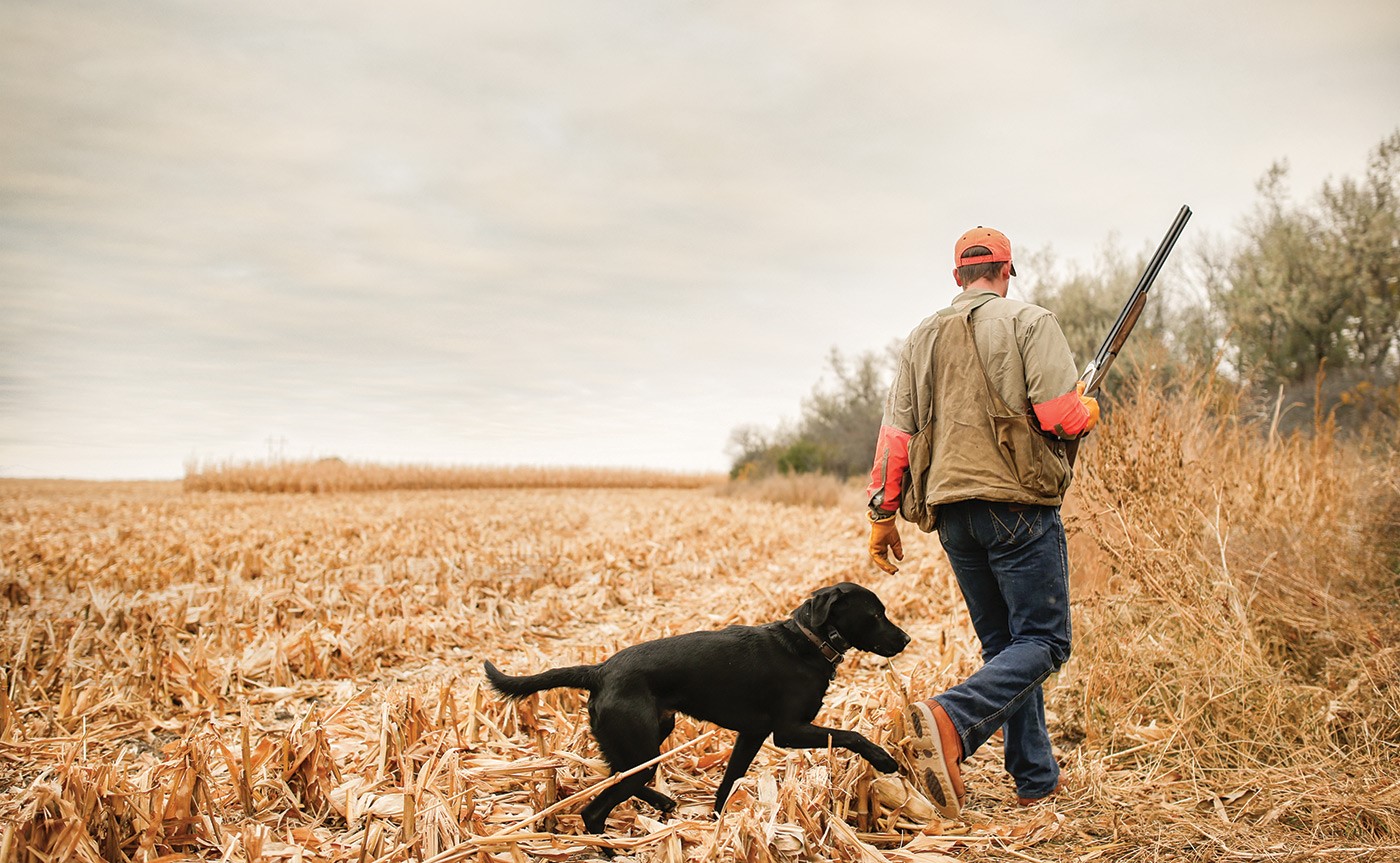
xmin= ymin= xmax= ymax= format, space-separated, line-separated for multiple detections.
xmin=483 ymin=582 xmax=910 ymax=835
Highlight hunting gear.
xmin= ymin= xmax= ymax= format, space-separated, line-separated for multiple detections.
xmin=865 ymin=227 xmax=1095 ymax=574
xmin=866 ymin=225 xmax=1087 ymax=814
xmin=1066 ymin=205 xmax=1192 ymax=464
xmin=1075 ymin=380 xmax=1101 ymax=429
xmin=1078 ymin=205 xmax=1193 ymax=397
xmin=866 ymin=211 xmax=1190 ymax=816
xmin=866 ymin=510 xmax=902 ymax=574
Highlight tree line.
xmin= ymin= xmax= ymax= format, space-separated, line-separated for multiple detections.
xmin=729 ymin=130 xmax=1400 ymax=480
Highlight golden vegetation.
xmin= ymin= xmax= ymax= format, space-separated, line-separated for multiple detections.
xmin=2 ymin=383 xmax=1397 ymax=862
xmin=1060 ymin=375 xmax=1400 ymax=857
xmin=183 ymin=458 xmax=725 ymax=494
xmin=714 ymin=472 xmax=863 ymax=509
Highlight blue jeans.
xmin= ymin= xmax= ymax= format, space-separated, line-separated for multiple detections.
xmin=931 ymin=499 xmax=1072 ymax=799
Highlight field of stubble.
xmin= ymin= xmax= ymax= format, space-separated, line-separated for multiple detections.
xmin=4 ymin=481 xmax=1043 ymax=863
xmin=3 ymin=385 xmax=1398 ymax=863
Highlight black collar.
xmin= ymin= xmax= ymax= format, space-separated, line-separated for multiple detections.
xmin=793 ymin=617 xmax=846 ymax=668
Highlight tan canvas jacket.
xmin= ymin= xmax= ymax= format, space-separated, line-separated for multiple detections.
xmin=874 ymin=290 xmax=1081 ymax=526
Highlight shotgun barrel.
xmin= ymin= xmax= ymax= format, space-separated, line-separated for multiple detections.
xmin=1079 ymin=204 xmax=1193 ymax=396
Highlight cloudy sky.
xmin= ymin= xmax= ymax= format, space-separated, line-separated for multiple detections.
xmin=3 ymin=1 xmax=1398 ymax=479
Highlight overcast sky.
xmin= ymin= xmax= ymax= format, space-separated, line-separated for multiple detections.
xmin=3 ymin=1 xmax=1398 ymax=479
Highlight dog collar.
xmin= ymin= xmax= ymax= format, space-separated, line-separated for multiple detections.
xmin=794 ymin=619 xmax=845 ymax=667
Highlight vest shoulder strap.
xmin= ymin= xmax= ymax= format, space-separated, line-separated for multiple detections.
xmin=935 ymin=295 xmax=1016 ymax=416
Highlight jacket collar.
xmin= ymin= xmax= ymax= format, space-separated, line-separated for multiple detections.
xmin=951 ymin=288 xmax=1001 ymax=309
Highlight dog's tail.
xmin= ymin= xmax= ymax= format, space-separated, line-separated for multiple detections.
xmin=482 ymin=660 xmax=601 ymax=698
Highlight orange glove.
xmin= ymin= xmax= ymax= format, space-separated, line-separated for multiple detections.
xmin=1076 ymin=381 xmax=1100 ymax=434
xmin=868 ymin=512 xmax=903 ymax=574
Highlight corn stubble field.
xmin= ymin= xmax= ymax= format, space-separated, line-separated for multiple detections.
xmin=2 ymin=384 xmax=1399 ymax=863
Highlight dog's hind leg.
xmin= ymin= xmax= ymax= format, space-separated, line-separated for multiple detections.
xmin=580 ymin=695 xmax=667 ymax=834
xmin=617 ymin=709 xmax=678 ymax=815
xmin=581 ymin=758 xmax=662 ymax=834
xmin=635 ymin=786 xmax=677 ymax=814
xmin=633 ymin=709 xmax=677 ymax=813
xmin=713 ymin=731 xmax=766 ymax=813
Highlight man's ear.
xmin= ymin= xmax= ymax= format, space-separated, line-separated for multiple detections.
xmin=953 ymin=267 xmax=964 ymax=287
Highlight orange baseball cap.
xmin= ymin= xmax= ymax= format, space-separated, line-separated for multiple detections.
xmin=954 ymin=226 xmax=1016 ymax=276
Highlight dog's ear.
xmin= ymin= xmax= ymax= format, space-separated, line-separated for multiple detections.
xmin=806 ymin=583 xmax=856 ymax=628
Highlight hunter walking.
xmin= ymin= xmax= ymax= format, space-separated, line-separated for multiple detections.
xmin=864 ymin=226 xmax=1098 ymax=815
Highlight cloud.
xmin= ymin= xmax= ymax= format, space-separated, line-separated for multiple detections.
xmin=3 ymin=0 xmax=1399 ymax=476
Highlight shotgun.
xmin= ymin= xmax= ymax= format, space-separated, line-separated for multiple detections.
xmin=1079 ymin=204 xmax=1193 ymax=397
xmin=1067 ymin=204 xmax=1192 ymax=465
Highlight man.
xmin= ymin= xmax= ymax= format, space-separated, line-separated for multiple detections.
xmin=864 ymin=226 xmax=1098 ymax=816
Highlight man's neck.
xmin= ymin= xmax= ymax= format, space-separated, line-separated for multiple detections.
xmin=962 ymin=278 xmax=1009 ymax=298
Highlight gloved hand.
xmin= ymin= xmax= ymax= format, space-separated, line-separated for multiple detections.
xmin=868 ymin=512 xmax=903 ymax=574
xmin=1076 ymin=380 xmax=1100 ymax=434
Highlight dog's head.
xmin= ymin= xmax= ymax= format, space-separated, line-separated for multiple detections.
xmin=799 ymin=582 xmax=910 ymax=658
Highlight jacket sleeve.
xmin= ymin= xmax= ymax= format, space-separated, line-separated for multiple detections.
xmin=1022 ymin=311 xmax=1092 ymax=439
xmin=866 ymin=343 xmax=918 ymax=513
xmin=1032 ymin=389 xmax=1093 ymax=438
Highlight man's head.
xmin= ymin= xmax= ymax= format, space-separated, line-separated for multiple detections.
xmin=953 ymin=226 xmax=1016 ymax=291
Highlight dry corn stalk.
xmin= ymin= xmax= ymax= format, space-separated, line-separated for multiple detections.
xmin=2 ymin=393 xmax=1398 ymax=863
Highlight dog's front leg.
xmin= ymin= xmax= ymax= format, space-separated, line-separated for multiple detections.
xmin=713 ymin=731 xmax=767 ymax=813
xmin=771 ymin=723 xmax=899 ymax=773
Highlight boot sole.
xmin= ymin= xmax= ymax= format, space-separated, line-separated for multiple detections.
xmin=906 ymin=700 xmax=962 ymax=818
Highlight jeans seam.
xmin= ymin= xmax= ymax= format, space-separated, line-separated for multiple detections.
xmin=1057 ymin=512 xmax=1072 ymax=646
xmin=990 ymin=509 xmax=1010 ymax=543
xmin=989 ymin=506 xmax=1045 ymax=546
xmin=962 ymin=671 xmax=1053 ymax=745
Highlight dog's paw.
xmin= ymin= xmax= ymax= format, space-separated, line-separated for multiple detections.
xmin=870 ymin=750 xmax=900 ymax=773
xmin=637 ymin=787 xmax=676 ymax=814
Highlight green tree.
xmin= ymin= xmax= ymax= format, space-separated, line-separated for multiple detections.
xmin=1318 ymin=131 xmax=1400 ymax=373
xmin=1024 ymin=245 xmax=1208 ymax=393
xmin=793 ymin=347 xmax=891 ymax=478
xmin=1209 ymin=130 xmax=1400 ymax=386
xmin=727 ymin=347 xmax=895 ymax=480
xmin=725 ymin=423 xmax=781 ymax=480
xmin=776 ymin=439 xmax=822 ymax=475
xmin=1209 ymin=163 xmax=1345 ymax=384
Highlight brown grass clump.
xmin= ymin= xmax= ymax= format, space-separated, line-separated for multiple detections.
xmin=183 ymin=458 xmax=725 ymax=494
xmin=1 ymin=385 xmax=1396 ymax=862
xmin=715 ymin=473 xmax=865 ymax=509
xmin=1056 ymin=373 xmax=1400 ymax=859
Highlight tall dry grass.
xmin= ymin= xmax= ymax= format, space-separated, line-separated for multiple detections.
xmin=714 ymin=472 xmax=865 ymax=509
xmin=183 ymin=457 xmax=725 ymax=493
xmin=1055 ymin=371 xmax=1400 ymax=856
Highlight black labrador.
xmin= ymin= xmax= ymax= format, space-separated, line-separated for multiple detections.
xmin=483 ymin=581 xmax=910 ymax=835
